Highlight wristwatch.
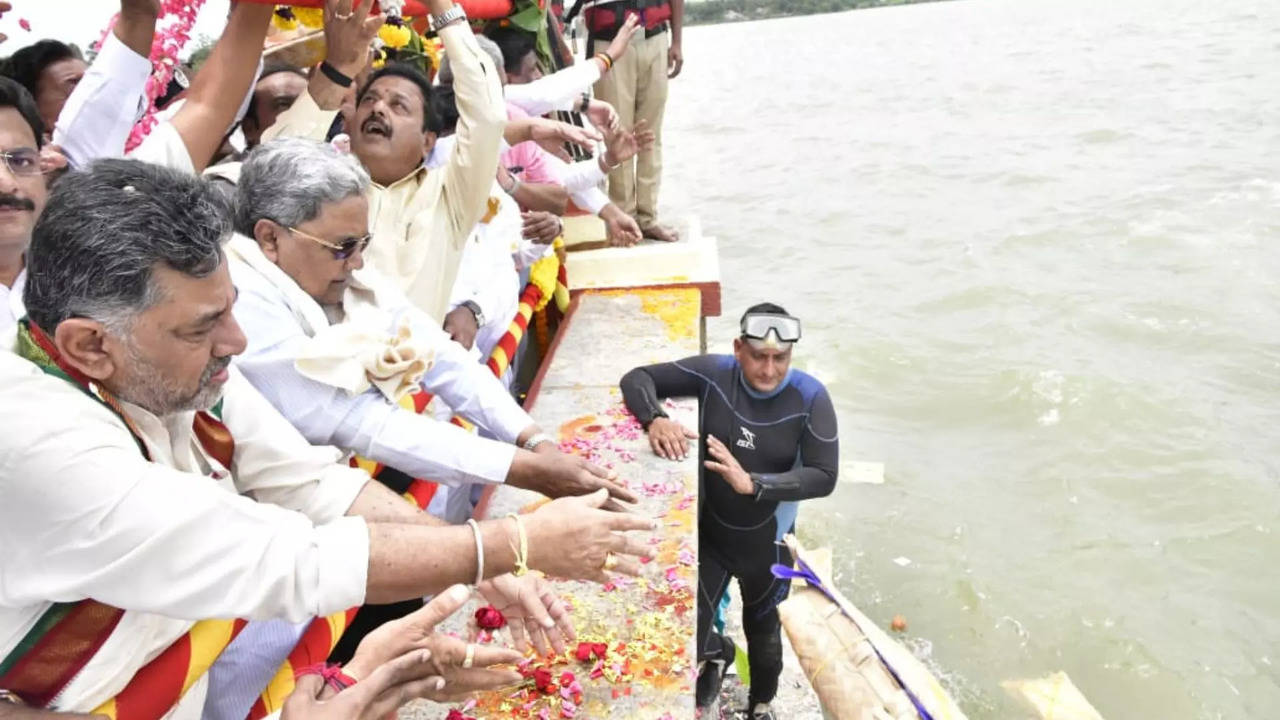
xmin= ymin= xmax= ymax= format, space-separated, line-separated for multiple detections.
xmin=522 ymin=432 xmax=554 ymax=451
xmin=460 ymin=299 xmax=485 ymax=326
xmin=431 ymin=4 xmax=467 ymax=31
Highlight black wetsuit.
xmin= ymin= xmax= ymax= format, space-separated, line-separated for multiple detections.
xmin=620 ymin=354 xmax=839 ymax=705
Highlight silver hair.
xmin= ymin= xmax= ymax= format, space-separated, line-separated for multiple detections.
xmin=234 ymin=138 xmax=370 ymax=238
xmin=437 ymin=35 xmax=505 ymax=85
xmin=24 ymin=158 xmax=231 ymax=333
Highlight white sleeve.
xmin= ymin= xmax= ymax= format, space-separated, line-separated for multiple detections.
xmin=0 ymin=381 xmax=368 ymax=622
xmin=449 ymin=236 xmax=520 ymax=332
xmin=504 ymin=61 xmax=602 ymax=117
xmin=399 ymin=305 xmax=533 ymax=443
xmin=540 ymin=152 xmax=605 ymax=194
xmin=220 ymin=368 xmax=369 ymax=524
xmin=539 ymin=152 xmax=610 ymax=214
xmin=52 ymin=30 xmax=153 ymax=167
xmin=573 ymin=186 xmax=611 ymax=216
xmin=127 ymin=121 xmax=196 ymax=174
xmin=512 ymin=238 xmax=554 ymax=272
xmin=231 ymin=286 xmax=516 ymax=487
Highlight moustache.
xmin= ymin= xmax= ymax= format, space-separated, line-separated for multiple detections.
xmin=201 ymin=356 xmax=232 ymax=385
xmin=361 ymin=113 xmax=392 ymax=139
xmin=0 ymin=194 xmax=35 ymax=212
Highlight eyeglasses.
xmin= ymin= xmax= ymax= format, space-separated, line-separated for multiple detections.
xmin=287 ymin=225 xmax=372 ymax=260
xmin=0 ymin=148 xmax=43 ymax=177
xmin=740 ymin=313 xmax=802 ymax=345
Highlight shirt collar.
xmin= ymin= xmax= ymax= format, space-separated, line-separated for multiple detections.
xmin=376 ymin=164 xmax=429 ymax=191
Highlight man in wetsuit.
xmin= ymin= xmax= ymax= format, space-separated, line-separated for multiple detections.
xmin=619 ymin=303 xmax=839 ymax=719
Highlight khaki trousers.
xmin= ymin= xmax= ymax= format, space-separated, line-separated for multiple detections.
xmin=591 ymin=30 xmax=669 ymax=228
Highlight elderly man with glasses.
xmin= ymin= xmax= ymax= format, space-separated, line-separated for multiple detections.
xmin=228 ymin=137 xmax=642 ymax=653
xmin=230 ymin=138 xmax=635 ymax=514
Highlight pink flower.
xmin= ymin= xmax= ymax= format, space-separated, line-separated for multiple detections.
xmin=18 ymin=18 xmax=30 ymax=32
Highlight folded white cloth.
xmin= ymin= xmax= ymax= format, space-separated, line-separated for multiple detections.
xmin=225 ymin=233 xmax=434 ymax=402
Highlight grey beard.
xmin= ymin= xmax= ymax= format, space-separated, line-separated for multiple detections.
xmin=115 ymin=343 xmax=230 ymax=417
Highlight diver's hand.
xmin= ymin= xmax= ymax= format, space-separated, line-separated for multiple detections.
xmin=648 ymin=416 xmax=697 ymax=461
xmin=705 ymin=435 xmax=753 ymax=494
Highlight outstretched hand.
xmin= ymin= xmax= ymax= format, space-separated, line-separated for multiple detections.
xmin=604 ymin=208 xmax=642 ymax=247
xmin=525 ymin=489 xmax=656 ymax=582
xmin=283 ymin=650 xmax=443 ymax=720
xmin=323 ymin=0 xmax=385 ymax=77
xmin=585 ymin=99 xmax=620 ymax=134
xmin=648 ymin=416 xmax=697 ymax=461
xmin=605 ymin=14 xmax=642 ymax=64
xmin=604 ymin=119 xmax=655 ymax=168
xmin=478 ymin=573 xmax=576 ymax=656
xmin=342 ymin=585 xmax=524 ymax=703
xmin=529 ymin=118 xmax=603 ymax=161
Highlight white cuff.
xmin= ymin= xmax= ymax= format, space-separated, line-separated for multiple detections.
xmin=313 ymin=515 xmax=371 ymax=616
xmin=576 ymin=186 xmax=611 ymax=216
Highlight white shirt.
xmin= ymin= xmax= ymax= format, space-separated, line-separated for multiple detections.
xmin=52 ymin=30 xmax=151 ymax=168
xmin=0 ymin=266 xmax=25 ymax=342
xmin=504 ymin=61 xmax=602 ymax=118
xmin=448 ymin=203 xmax=522 ymax=360
xmin=229 ymin=246 xmax=531 ymax=488
xmin=544 ymin=151 xmax=611 ymax=215
xmin=0 ymin=353 xmax=371 ymax=715
xmin=53 ymin=29 xmax=260 ymax=173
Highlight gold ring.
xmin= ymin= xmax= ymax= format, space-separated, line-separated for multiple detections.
xmin=602 ymin=552 xmax=618 ymax=571
xmin=462 ymin=643 xmax=475 ymax=669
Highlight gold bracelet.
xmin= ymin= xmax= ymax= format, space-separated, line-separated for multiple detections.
xmin=505 ymin=513 xmax=529 ymax=576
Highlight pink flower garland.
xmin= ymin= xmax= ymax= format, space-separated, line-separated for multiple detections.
xmin=93 ymin=0 xmax=207 ymax=152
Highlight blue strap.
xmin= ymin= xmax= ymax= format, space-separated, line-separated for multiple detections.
xmin=771 ymin=559 xmax=936 ymax=720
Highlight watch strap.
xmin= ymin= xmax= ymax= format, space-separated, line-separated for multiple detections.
xmin=318 ymin=61 xmax=353 ymax=88
xmin=522 ymin=432 xmax=553 ymax=451
xmin=461 ymin=299 xmax=484 ymax=326
xmin=431 ymin=4 xmax=467 ymax=31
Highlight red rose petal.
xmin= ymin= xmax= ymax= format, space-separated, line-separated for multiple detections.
xmin=474 ymin=605 xmax=506 ymax=630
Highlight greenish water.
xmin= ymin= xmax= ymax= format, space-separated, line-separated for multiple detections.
xmin=662 ymin=0 xmax=1280 ymax=716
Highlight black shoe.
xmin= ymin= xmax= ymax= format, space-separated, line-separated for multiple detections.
xmin=695 ymin=635 xmax=737 ymax=708
xmin=749 ymin=703 xmax=776 ymax=720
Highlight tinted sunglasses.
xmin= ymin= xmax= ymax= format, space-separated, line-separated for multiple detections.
xmin=287 ymin=225 xmax=372 ymax=260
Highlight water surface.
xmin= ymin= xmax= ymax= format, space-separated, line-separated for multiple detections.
xmin=662 ymin=1 xmax=1280 ymax=716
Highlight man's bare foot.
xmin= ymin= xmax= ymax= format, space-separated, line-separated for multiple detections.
xmin=641 ymin=223 xmax=680 ymax=243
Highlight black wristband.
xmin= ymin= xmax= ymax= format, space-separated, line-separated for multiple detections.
xmin=319 ymin=61 xmax=354 ymax=88
xmin=642 ymin=409 xmax=668 ymax=430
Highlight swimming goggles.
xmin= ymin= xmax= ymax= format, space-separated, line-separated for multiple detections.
xmin=740 ymin=313 xmax=801 ymax=347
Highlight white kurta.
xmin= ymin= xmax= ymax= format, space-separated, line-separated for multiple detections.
xmin=0 ymin=266 xmax=25 ymax=343
xmin=228 ymin=235 xmax=532 ymax=490
xmin=0 ymin=350 xmax=371 ymax=715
